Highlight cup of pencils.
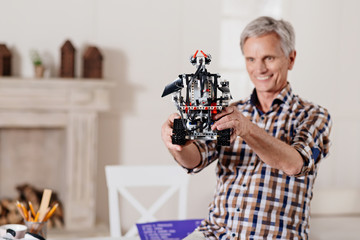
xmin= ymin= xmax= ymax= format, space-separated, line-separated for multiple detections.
xmin=16 ymin=189 xmax=58 ymax=240
xmin=23 ymin=220 xmax=47 ymax=239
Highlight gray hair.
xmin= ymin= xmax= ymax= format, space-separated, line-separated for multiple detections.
xmin=240 ymin=16 xmax=295 ymax=56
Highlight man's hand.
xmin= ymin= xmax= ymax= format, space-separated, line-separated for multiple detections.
xmin=211 ymin=106 xmax=250 ymax=143
xmin=161 ymin=113 xmax=201 ymax=169
xmin=161 ymin=113 xmax=194 ymax=152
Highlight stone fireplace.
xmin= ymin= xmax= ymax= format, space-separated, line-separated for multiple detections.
xmin=0 ymin=77 xmax=112 ymax=229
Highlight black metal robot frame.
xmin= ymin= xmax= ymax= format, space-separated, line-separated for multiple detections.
xmin=162 ymin=50 xmax=232 ymax=146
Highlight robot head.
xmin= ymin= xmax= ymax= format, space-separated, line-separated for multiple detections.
xmin=189 ymin=50 xmax=211 ymax=67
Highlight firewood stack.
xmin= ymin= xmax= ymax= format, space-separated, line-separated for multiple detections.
xmin=0 ymin=199 xmax=22 ymax=225
xmin=0 ymin=184 xmax=64 ymax=228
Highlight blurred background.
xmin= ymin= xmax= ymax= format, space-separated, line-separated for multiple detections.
xmin=0 ymin=0 xmax=359 ymax=239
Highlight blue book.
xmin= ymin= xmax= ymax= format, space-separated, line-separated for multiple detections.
xmin=136 ymin=219 xmax=203 ymax=240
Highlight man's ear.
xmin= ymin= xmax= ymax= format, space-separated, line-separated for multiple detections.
xmin=288 ymin=50 xmax=296 ymax=70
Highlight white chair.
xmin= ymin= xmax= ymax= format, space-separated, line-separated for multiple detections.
xmin=105 ymin=165 xmax=190 ymax=238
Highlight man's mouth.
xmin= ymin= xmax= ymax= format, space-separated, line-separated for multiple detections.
xmin=256 ymin=75 xmax=273 ymax=81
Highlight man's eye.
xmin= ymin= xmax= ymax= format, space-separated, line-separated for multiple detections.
xmin=266 ymin=56 xmax=274 ymax=61
xmin=247 ymin=58 xmax=254 ymax=62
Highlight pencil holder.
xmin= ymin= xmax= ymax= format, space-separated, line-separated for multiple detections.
xmin=24 ymin=220 xmax=47 ymax=239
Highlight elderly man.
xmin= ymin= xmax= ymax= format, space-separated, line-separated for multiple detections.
xmin=161 ymin=16 xmax=332 ymax=239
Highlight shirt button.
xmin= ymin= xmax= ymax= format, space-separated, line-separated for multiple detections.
xmin=236 ymin=208 xmax=241 ymax=212
xmin=242 ymin=183 xmax=246 ymax=188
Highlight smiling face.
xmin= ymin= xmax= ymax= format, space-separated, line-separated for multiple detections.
xmin=243 ymin=32 xmax=296 ymax=104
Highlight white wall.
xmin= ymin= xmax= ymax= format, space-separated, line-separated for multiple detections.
xmin=1 ymin=0 xmax=359 ymax=231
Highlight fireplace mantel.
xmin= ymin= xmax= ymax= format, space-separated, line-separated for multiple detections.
xmin=0 ymin=77 xmax=113 ymax=229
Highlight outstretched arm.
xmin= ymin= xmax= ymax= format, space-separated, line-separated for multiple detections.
xmin=212 ymin=106 xmax=303 ymax=176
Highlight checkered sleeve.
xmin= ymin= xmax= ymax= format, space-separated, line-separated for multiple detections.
xmin=184 ymin=140 xmax=219 ymax=174
xmin=291 ymin=106 xmax=332 ymax=177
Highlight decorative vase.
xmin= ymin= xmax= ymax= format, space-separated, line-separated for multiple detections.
xmin=34 ymin=65 xmax=45 ymax=78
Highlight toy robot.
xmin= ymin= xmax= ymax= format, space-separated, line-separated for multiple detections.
xmin=161 ymin=50 xmax=232 ymax=146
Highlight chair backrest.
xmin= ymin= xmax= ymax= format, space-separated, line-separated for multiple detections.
xmin=105 ymin=165 xmax=190 ymax=237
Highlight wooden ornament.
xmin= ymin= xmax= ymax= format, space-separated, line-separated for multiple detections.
xmin=60 ymin=40 xmax=76 ymax=78
xmin=0 ymin=44 xmax=12 ymax=76
xmin=83 ymin=46 xmax=103 ymax=79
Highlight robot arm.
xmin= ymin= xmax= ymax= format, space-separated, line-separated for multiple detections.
xmin=161 ymin=77 xmax=184 ymax=98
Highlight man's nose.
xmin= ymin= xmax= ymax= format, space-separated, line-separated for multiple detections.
xmin=255 ymin=61 xmax=267 ymax=73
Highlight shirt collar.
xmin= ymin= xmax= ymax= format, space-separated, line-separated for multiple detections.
xmin=249 ymin=82 xmax=293 ymax=109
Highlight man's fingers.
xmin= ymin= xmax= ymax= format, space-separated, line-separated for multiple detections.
xmin=169 ymin=113 xmax=181 ymax=123
xmin=162 ymin=113 xmax=180 ymax=145
xmin=212 ymin=114 xmax=233 ymax=130
xmin=214 ymin=106 xmax=235 ymax=120
xmin=165 ymin=127 xmax=173 ymax=138
xmin=162 ymin=113 xmax=185 ymax=152
xmin=214 ymin=120 xmax=234 ymax=131
xmin=166 ymin=136 xmax=183 ymax=152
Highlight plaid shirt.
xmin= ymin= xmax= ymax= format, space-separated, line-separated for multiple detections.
xmin=190 ymin=83 xmax=332 ymax=239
